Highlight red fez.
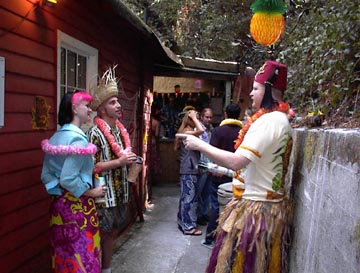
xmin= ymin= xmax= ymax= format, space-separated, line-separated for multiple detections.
xmin=254 ymin=60 xmax=287 ymax=91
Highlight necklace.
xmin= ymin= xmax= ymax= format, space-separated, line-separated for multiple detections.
xmin=219 ymin=118 xmax=243 ymax=127
xmin=41 ymin=139 xmax=97 ymax=155
xmin=234 ymin=101 xmax=290 ymax=149
xmin=94 ymin=116 xmax=132 ymax=157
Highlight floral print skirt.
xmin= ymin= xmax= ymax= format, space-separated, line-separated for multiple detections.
xmin=50 ymin=191 xmax=101 ymax=273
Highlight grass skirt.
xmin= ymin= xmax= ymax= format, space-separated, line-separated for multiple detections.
xmin=206 ymin=198 xmax=293 ymax=273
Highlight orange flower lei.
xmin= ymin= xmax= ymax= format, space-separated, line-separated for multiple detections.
xmin=234 ymin=101 xmax=290 ymax=149
xmin=94 ymin=116 xmax=132 ymax=158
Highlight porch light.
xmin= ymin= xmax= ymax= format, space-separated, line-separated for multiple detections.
xmin=43 ymin=0 xmax=57 ymax=6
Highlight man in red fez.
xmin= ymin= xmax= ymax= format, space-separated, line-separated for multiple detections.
xmin=176 ymin=60 xmax=294 ymax=273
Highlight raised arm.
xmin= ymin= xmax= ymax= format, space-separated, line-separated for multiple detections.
xmin=176 ymin=133 xmax=250 ymax=171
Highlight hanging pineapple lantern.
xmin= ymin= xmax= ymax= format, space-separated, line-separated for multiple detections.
xmin=250 ymin=0 xmax=287 ymax=46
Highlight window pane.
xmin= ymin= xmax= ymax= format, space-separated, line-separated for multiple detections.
xmin=67 ymin=50 xmax=76 ymax=88
xmin=77 ymin=55 xmax=87 ymax=89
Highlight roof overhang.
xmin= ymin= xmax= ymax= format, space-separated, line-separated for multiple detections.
xmin=155 ymin=56 xmax=240 ymax=81
xmin=106 ymin=1 xmax=241 ymax=80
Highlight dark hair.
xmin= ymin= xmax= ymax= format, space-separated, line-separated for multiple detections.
xmin=58 ymin=93 xmax=74 ymax=126
xmin=261 ymin=67 xmax=280 ymax=110
xmin=225 ymin=103 xmax=241 ymax=119
xmin=58 ymin=90 xmax=92 ymax=126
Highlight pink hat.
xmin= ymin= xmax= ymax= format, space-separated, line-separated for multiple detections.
xmin=255 ymin=60 xmax=287 ymax=91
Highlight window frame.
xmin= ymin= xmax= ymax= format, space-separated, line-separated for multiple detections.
xmin=57 ymin=30 xmax=98 ymax=112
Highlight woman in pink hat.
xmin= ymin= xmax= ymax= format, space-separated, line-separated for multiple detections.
xmin=177 ymin=60 xmax=294 ymax=273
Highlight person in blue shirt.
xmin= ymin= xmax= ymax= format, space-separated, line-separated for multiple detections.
xmin=41 ymin=90 xmax=106 ymax=273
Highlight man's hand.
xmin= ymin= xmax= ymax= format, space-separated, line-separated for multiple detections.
xmin=118 ymin=151 xmax=137 ymax=166
xmin=176 ymin=133 xmax=203 ymax=151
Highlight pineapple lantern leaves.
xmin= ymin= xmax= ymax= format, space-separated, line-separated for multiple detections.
xmin=250 ymin=0 xmax=287 ymax=46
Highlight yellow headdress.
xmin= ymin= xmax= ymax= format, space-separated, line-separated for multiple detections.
xmin=91 ymin=65 xmax=119 ymax=110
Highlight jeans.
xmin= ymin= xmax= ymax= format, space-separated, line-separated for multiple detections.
xmin=197 ymin=172 xmax=211 ymax=218
xmin=205 ymin=180 xmax=231 ymax=243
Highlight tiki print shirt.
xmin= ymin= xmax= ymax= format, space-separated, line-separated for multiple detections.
xmin=87 ymin=123 xmax=129 ymax=208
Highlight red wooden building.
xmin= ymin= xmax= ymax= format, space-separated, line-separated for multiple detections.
xmin=0 ymin=0 xmax=181 ymax=272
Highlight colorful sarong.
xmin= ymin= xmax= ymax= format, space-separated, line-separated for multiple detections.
xmin=177 ymin=174 xmax=199 ymax=231
xmin=206 ymin=198 xmax=293 ymax=273
xmin=50 ymin=191 xmax=101 ymax=273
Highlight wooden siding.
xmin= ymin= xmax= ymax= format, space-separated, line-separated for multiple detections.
xmin=0 ymin=0 xmax=156 ymax=272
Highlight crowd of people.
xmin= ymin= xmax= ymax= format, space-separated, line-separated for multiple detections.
xmin=177 ymin=60 xmax=294 ymax=273
xmin=40 ymin=59 xmax=294 ymax=273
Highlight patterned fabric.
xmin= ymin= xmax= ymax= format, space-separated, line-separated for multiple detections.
xmin=237 ymin=111 xmax=293 ymax=202
xmin=50 ymin=192 xmax=101 ymax=273
xmin=206 ymin=110 xmax=294 ymax=273
xmin=86 ymin=124 xmax=129 ymax=207
xmin=177 ymin=174 xmax=199 ymax=231
xmin=179 ymin=141 xmax=200 ymax=175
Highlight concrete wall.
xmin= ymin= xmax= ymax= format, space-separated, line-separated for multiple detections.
xmin=288 ymin=128 xmax=360 ymax=273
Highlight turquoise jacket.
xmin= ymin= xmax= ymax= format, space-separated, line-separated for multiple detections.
xmin=41 ymin=124 xmax=95 ymax=197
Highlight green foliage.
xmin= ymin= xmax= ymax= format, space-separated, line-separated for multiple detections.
xmin=123 ymin=0 xmax=360 ymax=123
xmin=278 ymin=0 xmax=360 ymax=120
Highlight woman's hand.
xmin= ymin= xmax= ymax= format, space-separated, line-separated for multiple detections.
xmin=188 ymin=110 xmax=198 ymax=120
xmin=84 ymin=185 xmax=107 ymax=198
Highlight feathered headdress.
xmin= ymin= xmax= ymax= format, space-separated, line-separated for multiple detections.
xmin=91 ymin=65 xmax=119 ymax=110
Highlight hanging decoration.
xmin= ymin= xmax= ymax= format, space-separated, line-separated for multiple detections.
xmin=250 ymin=0 xmax=287 ymax=46
xmin=32 ymin=96 xmax=50 ymax=130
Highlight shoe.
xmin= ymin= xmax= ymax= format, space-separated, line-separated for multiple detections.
xmin=183 ymin=228 xmax=202 ymax=236
xmin=201 ymin=239 xmax=214 ymax=249
xmin=178 ymin=225 xmax=202 ymax=236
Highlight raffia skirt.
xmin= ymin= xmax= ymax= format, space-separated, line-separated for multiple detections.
xmin=50 ymin=191 xmax=101 ymax=273
xmin=206 ymin=198 xmax=293 ymax=273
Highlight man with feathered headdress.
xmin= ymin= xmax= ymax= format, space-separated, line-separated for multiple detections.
xmin=86 ymin=66 xmax=137 ymax=273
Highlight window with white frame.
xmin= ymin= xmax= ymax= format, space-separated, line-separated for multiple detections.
xmin=57 ymin=30 xmax=98 ymax=102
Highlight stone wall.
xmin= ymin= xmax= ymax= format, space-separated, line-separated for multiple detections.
xmin=288 ymin=128 xmax=360 ymax=273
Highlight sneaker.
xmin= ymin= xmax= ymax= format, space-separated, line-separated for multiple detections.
xmin=201 ymin=239 xmax=214 ymax=250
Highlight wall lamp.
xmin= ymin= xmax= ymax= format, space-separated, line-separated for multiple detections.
xmin=43 ymin=0 xmax=57 ymax=6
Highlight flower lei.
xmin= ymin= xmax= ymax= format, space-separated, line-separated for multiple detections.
xmin=94 ymin=116 xmax=132 ymax=158
xmin=219 ymin=118 xmax=243 ymax=127
xmin=234 ymin=101 xmax=290 ymax=149
xmin=41 ymin=139 xmax=97 ymax=155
